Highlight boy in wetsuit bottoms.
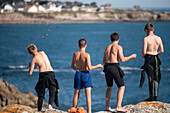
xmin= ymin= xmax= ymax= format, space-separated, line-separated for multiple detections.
xmin=71 ymin=39 xmax=103 ymax=113
xmin=103 ymin=32 xmax=136 ymax=112
xmin=27 ymin=44 xmax=58 ymax=111
xmin=142 ymin=23 xmax=164 ymax=101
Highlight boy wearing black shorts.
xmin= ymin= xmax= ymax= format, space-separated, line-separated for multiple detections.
xmin=103 ymin=33 xmax=136 ymax=112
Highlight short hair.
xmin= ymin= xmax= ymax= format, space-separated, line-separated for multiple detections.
xmin=78 ymin=38 xmax=86 ymax=48
xmin=110 ymin=32 xmax=119 ymax=42
xmin=27 ymin=44 xmax=37 ymax=54
xmin=144 ymin=23 xmax=154 ymax=32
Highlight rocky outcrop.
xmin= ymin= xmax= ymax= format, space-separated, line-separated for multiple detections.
xmin=0 ymin=104 xmax=67 ymax=113
xmin=96 ymin=101 xmax=170 ymax=113
xmin=0 ymin=78 xmax=48 ymax=108
xmin=0 ymin=10 xmax=170 ymax=24
xmin=0 ymin=101 xmax=169 ymax=113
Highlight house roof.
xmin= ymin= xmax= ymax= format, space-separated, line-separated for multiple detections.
xmin=24 ymin=5 xmax=41 ymax=10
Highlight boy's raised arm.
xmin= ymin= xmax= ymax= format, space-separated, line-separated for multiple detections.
xmin=119 ymin=46 xmax=136 ymax=62
xmin=87 ymin=54 xmax=103 ymax=70
xmin=71 ymin=53 xmax=77 ymax=70
xmin=28 ymin=59 xmax=35 ymax=75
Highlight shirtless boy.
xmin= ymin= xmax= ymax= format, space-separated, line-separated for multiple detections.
xmin=27 ymin=44 xmax=57 ymax=111
xmin=142 ymin=23 xmax=164 ymax=101
xmin=71 ymin=39 xmax=103 ymax=113
xmin=103 ymin=32 xmax=136 ymax=112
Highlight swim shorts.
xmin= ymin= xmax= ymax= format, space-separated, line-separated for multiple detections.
xmin=74 ymin=71 xmax=93 ymax=89
xmin=104 ymin=63 xmax=124 ymax=87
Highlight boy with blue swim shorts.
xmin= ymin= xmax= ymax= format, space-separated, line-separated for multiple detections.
xmin=71 ymin=38 xmax=103 ymax=113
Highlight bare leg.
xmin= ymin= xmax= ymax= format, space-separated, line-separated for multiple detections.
xmin=85 ymin=87 xmax=92 ymax=113
xmin=116 ymin=86 xmax=128 ymax=112
xmin=105 ymin=86 xmax=113 ymax=110
xmin=73 ymin=89 xmax=80 ymax=107
xmin=48 ymin=104 xmax=54 ymax=110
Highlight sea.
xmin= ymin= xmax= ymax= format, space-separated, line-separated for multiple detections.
xmin=0 ymin=22 xmax=170 ymax=112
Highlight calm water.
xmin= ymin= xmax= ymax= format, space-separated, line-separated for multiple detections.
xmin=0 ymin=23 xmax=170 ymax=112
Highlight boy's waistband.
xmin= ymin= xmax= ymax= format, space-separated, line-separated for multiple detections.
xmin=76 ymin=71 xmax=89 ymax=73
xmin=105 ymin=63 xmax=119 ymax=65
xmin=39 ymin=71 xmax=54 ymax=75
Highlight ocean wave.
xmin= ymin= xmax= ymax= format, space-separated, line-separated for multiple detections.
xmin=3 ymin=65 xmax=170 ymax=72
xmin=99 ymin=71 xmax=132 ymax=75
xmin=7 ymin=65 xmax=28 ymax=69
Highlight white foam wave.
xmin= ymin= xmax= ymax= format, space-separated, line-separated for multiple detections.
xmin=8 ymin=65 xmax=28 ymax=69
xmin=5 ymin=65 xmax=170 ymax=73
xmin=121 ymin=66 xmax=141 ymax=71
xmin=99 ymin=71 xmax=132 ymax=75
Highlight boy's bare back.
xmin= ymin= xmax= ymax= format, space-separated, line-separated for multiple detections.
xmin=73 ymin=51 xmax=89 ymax=71
xmin=143 ymin=35 xmax=163 ymax=55
xmin=104 ymin=43 xmax=121 ymax=63
xmin=30 ymin=51 xmax=53 ymax=73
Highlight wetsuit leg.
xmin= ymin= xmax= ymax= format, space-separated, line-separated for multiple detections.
xmin=49 ymin=84 xmax=56 ymax=105
xmin=145 ymin=65 xmax=154 ymax=101
xmin=37 ymin=86 xmax=45 ymax=111
xmin=38 ymin=95 xmax=44 ymax=111
xmin=154 ymin=56 xmax=161 ymax=101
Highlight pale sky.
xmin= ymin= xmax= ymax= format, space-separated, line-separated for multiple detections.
xmin=55 ymin=0 xmax=170 ymax=8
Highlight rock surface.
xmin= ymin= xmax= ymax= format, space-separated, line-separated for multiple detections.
xmin=0 ymin=78 xmax=48 ymax=108
xmin=0 ymin=10 xmax=170 ymax=24
xmin=0 ymin=101 xmax=169 ymax=113
xmin=0 ymin=104 xmax=67 ymax=113
xmin=96 ymin=101 xmax=170 ymax=113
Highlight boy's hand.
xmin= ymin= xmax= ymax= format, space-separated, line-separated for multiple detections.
xmin=131 ymin=54 xmax=137 ymax=59
xmin=97 ymin=64 xmax=104 ymax=68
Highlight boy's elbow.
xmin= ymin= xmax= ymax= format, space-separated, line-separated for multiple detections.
xmin=28 ymin=72 xmax=32 ymax=76
xmin=71 ymin=65 xmax=74 ymax=69
xmin=120 ymin=59 xmax=125 ymax=62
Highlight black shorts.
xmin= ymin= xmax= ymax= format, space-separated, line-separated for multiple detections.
xmin=104 ymin=63 xmax=124 ymax=87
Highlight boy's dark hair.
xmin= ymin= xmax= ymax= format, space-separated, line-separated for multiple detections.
xmin=78 ymin=38 xmax=86 ymax=48
xmin=27 ymin=44 xmax=37 ymax=54
xmin=144 ymin=23 xmax=154 ymax=32
xmin=110 ymin=32 xmax=119 ymax=42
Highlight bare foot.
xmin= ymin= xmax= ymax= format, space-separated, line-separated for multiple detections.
xmin=48 ymin=104 xmax=54 ymax=110
xmin=105 ymin=107 xmax=113 ymax=111
xmin=116 ymin=107 xmax=128 ymax=112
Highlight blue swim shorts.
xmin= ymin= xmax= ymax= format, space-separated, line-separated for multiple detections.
xmin=74 ymin=71 xmax=93 ymax=89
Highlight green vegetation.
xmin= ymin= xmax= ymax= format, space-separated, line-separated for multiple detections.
xmin=0 ymin=0 xmax=24 ymax=5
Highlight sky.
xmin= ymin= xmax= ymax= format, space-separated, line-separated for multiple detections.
xmin=55 ymin=0 xmax=170 ymax=9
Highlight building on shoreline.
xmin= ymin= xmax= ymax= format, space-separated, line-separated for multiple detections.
xmin=0 ymin=1 xmax=114 ymax=13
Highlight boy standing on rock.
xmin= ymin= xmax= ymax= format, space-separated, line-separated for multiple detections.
xmin=71 ymin=38 xmax=103 ymax=113
xmin=27 ymin=44 xmax=59 ymax=111
xmin=141 ymin=23 xmax=164 ymax=101
xmin=103 ymin=32 xmax=136 ymax=112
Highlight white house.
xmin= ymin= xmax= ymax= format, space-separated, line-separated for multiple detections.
xmin=25 ymin=5 xmax=46 ymax=13
xmin=98 ymin=3 xmax=114 ymax=12
xmin=72 ymin=6 xmax=79 ymax=12
xmin=1 ymin=4 xmax=14 ymax=13
xmin=47 ymin=3 xmax=62 ymax=12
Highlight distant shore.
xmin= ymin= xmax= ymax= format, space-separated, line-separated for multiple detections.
xmin=0 ymin=10 xmax=170 ymax=24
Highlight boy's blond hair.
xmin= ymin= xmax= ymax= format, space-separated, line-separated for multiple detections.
xmin=27 ymin=44 xmax=37 ymax=54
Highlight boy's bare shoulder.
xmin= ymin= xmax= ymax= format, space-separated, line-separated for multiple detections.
xmin=117 ymin=44 xmax=122 ymax=49
xmin=74 ymin=51 xmax=79 ymax=55
xmin=155 ymin=35 xmax=161 ymax=40
xmin=39 ymin=51 xmax=45 ymax=54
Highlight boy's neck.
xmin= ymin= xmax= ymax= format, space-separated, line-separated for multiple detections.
xmin=148 ymin=31 xmax=154 ymax=36
xmin=112 ymin=41 xmax=119 ymax=45
xmin=33 ymin=52 xmax=38 ymax=56
xmin=80 ymin=48 xmax=86 ymax=52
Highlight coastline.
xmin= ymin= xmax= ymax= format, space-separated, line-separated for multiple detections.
xmin=0 ymin=10 xmax=170 ymax=24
